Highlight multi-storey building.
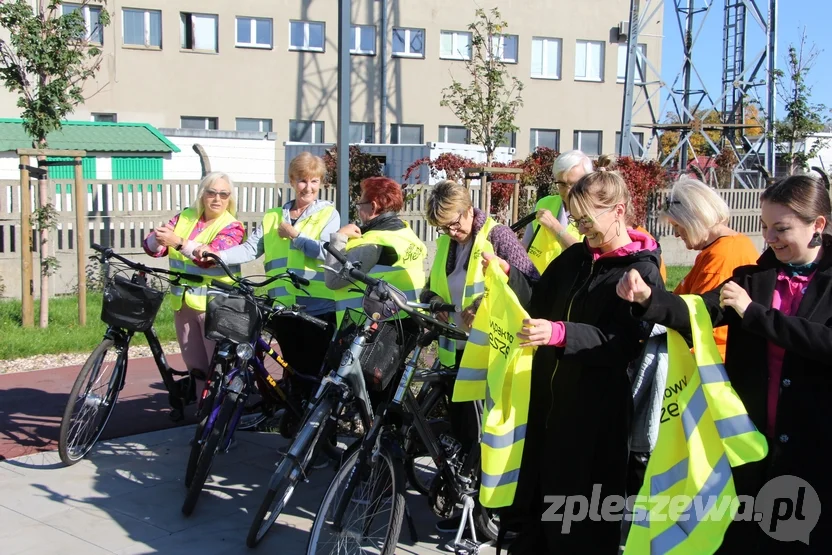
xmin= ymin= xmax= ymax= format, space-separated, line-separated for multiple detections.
xmin=0 ymin=0 xmax=662 ymax=172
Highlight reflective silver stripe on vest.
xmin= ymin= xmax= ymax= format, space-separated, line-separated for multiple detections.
xmin=714 ymin=414 xmax=758 ymax=439
xmin=269 ymin=286 xmax=289 ymax=299
xmin=698 ymin=363 xmax=730 ymax=384
xmin=170 ymin=258 xmax=241 ymax=277
xmin=482 ymin=424 xmax=527 ymax=450
xmin=295 ymin=269 xmax=327 ymax=282
xmin=265 ymin=257 xmax=289 ymax=272
xmin=439 ymin=336 xmax=455 ymax=352
xmin=335 ymin=297 xmax=366 ymax=312
xmin=648 ymin=454 xmax=733 ymax=552
xmin=480 ymin=467 xmax=521 ymax=489
xmin=465 ymin=282 xmax=485 ymax=298
xmin=468 ymin=328 xmax=488 ymax=346
xmin=681 ymin=386 xmax=707 ymax=441
xmin=650 ymin=458 xmax=689 ymax=496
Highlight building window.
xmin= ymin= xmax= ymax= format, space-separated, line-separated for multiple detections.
xmin=490 ymin=34 xmax=518 ymax=63
xmin=531 ymin=37 xmax=561 ymax=79
xmin=290 ymin=120 xmax=324 ymax=143
xmin=573 ymin=130 xmax=602 ymax=156
xmin=180 ymin=13 xmax=218 ymax=53
xmin=63 ymin=3 xmax=103 ymax=44
xmin=290 ymin=21 xmax=325 ymax=52
xmin=236 ymin=118 xmax=273 ymax=133
xmin=530 ymin=129 xmax=560 ymax=151
xmin=392 ymin=28 xmax=425 ymax=58
xmin=350 ymin=25 xmax=376 ymax=55
xmin=181 ymin=116 xmax=218 ymax=130
xmin=123 ymin=9 xmax=162 ymax=48
xmin=439 ymin=31 xmax=471 ymax=60
xmin=391 ymin=124 xmax=423 ymax=144
xmin=349 ymin=122 xmax=375 ymax=144
xmin=438 ymin=125 xmax=469 ymax=144
xmin=236 ymin=17 xmax=272 ymax=48
xmin=615 ymin=131 xmax=645 ymax=155
xmin=575 ymin=40 xmax=604 ymax=81
xmin=92 ymin=113 xmax=117 ymax=123
xmin=498 ymin=132 xmax=517 ymax=149
xmin=617 ymin=43 xmax=647 ymax=83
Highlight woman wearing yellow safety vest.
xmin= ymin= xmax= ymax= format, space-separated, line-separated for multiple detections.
xmin=195 ymin=153 xmax=340 ymax=391
xmin=498 ymin=167 xmax=663 ymax=553
xmin=618 ymin=174 xmax=832 ymax=554
xmin=143 ymin=172 xmax=245 ymax=421
xmin=521 ymin=150 xmax=590 ymax=273
xmin=421 ymin=180 xmax=539 ymax=535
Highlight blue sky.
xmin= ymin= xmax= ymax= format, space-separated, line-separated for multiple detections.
xmin=659 ymin=0 xmax=831 ymax=119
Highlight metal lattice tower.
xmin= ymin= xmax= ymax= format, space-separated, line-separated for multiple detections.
xmin=619 ymin=0 xmax=778 ymax=188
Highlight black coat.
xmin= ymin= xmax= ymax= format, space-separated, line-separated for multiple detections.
xmin=504 ymin=239 xmax=663 ymax=555
xmin=637 ymin=237 xmax=832 ymax=553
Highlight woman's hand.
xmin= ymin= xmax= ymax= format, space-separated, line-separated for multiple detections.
xmin=481 ymin=251 xmax=509 ymax=275
xmin=720 ymin=281 xmax=752 ymax=317
xmin=537 ymin=209 xmax=563 ymax=235
xmin=517 ymin=318 xmax=552 ymax=347
xmin=461 ymin=305 xmax=476 ymax=329
xmin=192 ymin=244 xmax=215 ymax=264
xmin=278 ymin=221 xmax=299 ymax=239
xmin=337 ymin=224 xmax=362 ymax=239
xmin=616 ymin=269 xmax=652 ymax=306
xmin=154 ymin=224 xmax=182 ymax=249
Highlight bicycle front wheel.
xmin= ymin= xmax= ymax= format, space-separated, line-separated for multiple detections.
xmin=59 ymin=338 xmax=127 ymax=466
xmin=306 ymin=444 xmax=405 ymax=555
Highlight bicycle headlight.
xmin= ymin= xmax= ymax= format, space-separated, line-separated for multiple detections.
xmin=236 ymin=343 xmax=254 ymax=361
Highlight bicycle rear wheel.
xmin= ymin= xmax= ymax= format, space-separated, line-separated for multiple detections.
xmin=306 ymin=444 xmax=405 ymax=555
xmin=59 ymin=339 xmax=127 ymax=466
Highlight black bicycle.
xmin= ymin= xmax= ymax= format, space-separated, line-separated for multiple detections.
xmin=58 ymin=243 xmax=201 ymax=466
xmin=181 ymin=252 xmax=333 ymax=516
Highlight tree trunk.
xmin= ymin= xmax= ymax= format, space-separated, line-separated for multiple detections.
xmin=481 ymin=150 xmax=494 ymax=216
xmin=37 ymin=157 xmax=49 ymax=328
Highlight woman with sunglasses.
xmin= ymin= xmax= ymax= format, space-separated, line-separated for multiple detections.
xmin=495 ymin=167 xmax=663 ymax=553
xmin=143 ymin=171 xmax=245 ymax=420
xmin=420 ymin=179 xmax=539 ymax=535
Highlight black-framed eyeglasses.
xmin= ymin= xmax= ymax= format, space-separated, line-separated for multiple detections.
xmin=663 ymin=193 xmax=681 ymax=210
xmin=436 ymin=212 xmax=464 ymax=235
xmin=567 ymin=205 xmax=616 ymax=227
xmin=205 ymin=189 xmax=231 ymax=200
xmin=355 ymin=200 xmax=372 ymax=207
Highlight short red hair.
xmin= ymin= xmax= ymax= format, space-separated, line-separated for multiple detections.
xmin=361 ymin=177 xmax=404 ymax=213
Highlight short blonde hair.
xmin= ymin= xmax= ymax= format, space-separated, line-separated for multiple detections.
xmin=425 ymin=180 xmax=472 ymax=226
xmin=193 ymin=172 xmax=236 ymax=218
xmin=663 ymin=177 xmax=730 ymax=247
xmin=288 ymin=152 xmax=327 ymax=184
xmin=567 ymin=168 xmax=630 ymax=222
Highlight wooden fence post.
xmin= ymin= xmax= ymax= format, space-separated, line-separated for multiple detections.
xmin=74 ymin=157 xmax=86 ymax=326
xmin=19 ymin=155 xmax=34 ymax=327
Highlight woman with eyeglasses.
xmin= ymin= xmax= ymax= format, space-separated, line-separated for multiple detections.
xmin=420 ymin=179 xmax=539 ymax=535
xmin=495 ymin=167 xmax=664 ymax=553
xmin=143 ymin=171 xmax=245 ymax=421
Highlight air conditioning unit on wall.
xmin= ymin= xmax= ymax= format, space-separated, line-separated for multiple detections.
xmin=618 ymin=21 xmax=629 ymax=41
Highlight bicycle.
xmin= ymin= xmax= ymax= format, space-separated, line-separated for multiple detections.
xmin=181 ymin=252 xmax=333 ymax=516
xmin=303 ymin=243 xmax=489 ymax=555
xmin=58 ymin=243 xmax=201 ymax=466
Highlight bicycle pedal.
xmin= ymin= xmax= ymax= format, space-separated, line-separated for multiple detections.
xmin=445 ymin=539 xmax=481 ymax=554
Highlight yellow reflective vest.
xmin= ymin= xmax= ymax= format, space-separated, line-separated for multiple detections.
xmin=527 ymin=195 xmax=582 ymax=275
xmin=262 ymin=204 xmax=336 ymax=307
xmin=169 ymin=208 xmax=242 ymax=311
xmin=332 ymin=224 xmax=427 ymax=326
xmin=624 ymin=295 xmax=768 ymax=554
xmin=429 ymin=217 xmax=497 ymax=367
xmin=453 ymin=258 xmax=534 ymax=508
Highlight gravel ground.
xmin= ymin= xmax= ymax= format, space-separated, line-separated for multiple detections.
xmin=0 ymin=341 xmax=181 ymax=375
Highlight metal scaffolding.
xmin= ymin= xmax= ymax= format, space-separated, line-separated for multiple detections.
xmin=619 ymin=0 xmax=778 ymax=188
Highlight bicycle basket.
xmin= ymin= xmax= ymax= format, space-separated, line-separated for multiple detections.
xmin=101 ymin=274 xmax=165 ymax=332
xmin=204 ymin=288 xmax=263 ymax=344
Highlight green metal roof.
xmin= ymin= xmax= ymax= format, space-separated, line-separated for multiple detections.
xmin=0 ymin=119 xmax=180 ymax=153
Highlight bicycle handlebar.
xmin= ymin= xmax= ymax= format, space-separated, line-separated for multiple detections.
xmin=510 ymin=211 xmax=538 ymax=233
xmin=91 ymin=243 xmax=204 ymax=283
xmin=199 ymin=251 xmax=310 ymax=291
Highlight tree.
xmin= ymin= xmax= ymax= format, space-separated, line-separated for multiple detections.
xmin=772 ymin=29 xmax=831 ymax=175
xmin=439 ymin=8 xmax=524 ymax=171
xmin=0 ymin=0 xmax=110 ymax=327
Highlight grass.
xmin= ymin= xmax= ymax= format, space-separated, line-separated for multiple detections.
xmin=664 ymin=266 xmax=691 ymax=292
xmin=0 ymin=293 xmax=177 ymax=360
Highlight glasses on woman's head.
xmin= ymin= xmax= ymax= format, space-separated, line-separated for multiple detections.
xmin=568 ymin=205 xmax=616 ymax=228
xmin=663 ymin=193 xmax=681 ymax=210
xmin=205 ymin=189 xmax=231 ymax=200
xmin=436 ymin=212 xmax=464 ymax=235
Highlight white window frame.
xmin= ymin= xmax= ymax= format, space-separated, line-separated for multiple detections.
xmin=349 ymin=122 xmax=375 ymax=144
xmin=392 ymin=27 xmax=425 ymax=58
xmin=289 ymin=21 xmax=325 ymax=52
xmin=181 ymin=116 xmax=218 ymax=130
xmin=180 ymin=12 xmax=219 ymax=53
xmin=530 ymin=37 xmax=562 ymax=80
xmin=350 ymin=25 xmax=376 ymax=55
xmin=289 ymin=120 xmax=325 ymax=143
xmin=439 ymin=30 xmax=471 ymax=60
xmin=438 ymin=125 xmax=469 ymax=144
xmin=391 ymin=124 xmax=424 ymax=144
xmin=617 ymin=43 xmax=647 ymax=83
xmin=122 ymin=8 xmax=162 ymax=48
xmin=236 ymin=118 xmax=273 ymax=133
xmin=574 ymin=40 xmax=605 ymax=82
xmin=489 ymin=34 xmax=518 ymax=64
xmin=573 ymin=130 xmax=603 ymax=156
xmin=91 ymin=113 xmax=118 ymax=123
xmin=615 ymin=131 xmax=645 ymax=155
xmin=235 ymin=16 xmax=273 ymax=49
xmin=63 ymin=3 xmax=103 ymax=44
xmin=530 ymin=128 xmax=560 ymax=151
